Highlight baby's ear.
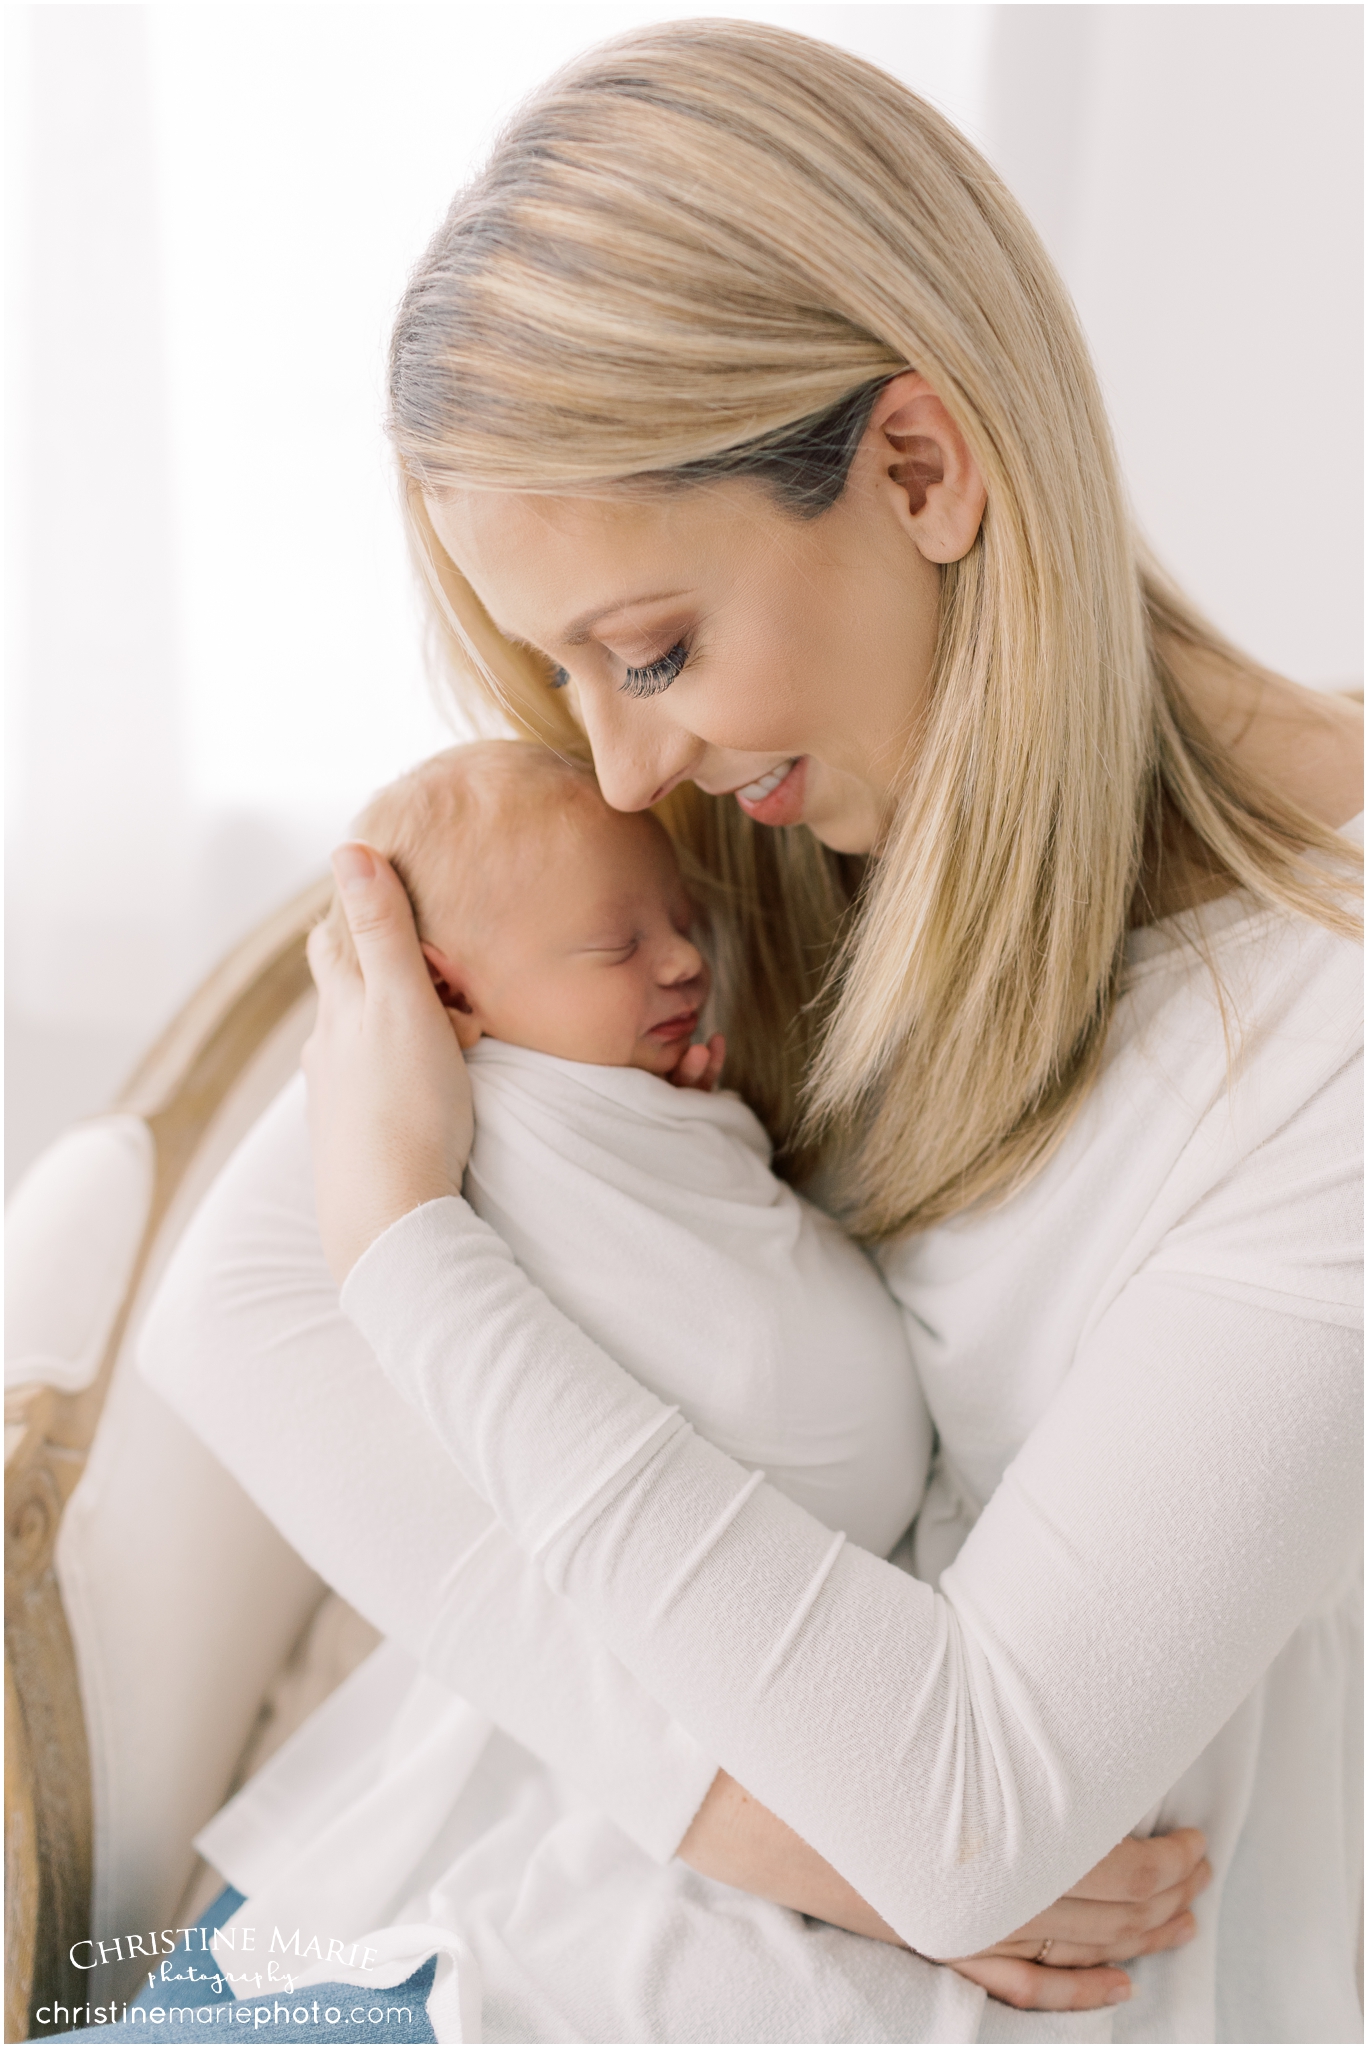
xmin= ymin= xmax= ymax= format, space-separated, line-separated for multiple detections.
xmin=420 ymin=941 xmax=483 ymax=1052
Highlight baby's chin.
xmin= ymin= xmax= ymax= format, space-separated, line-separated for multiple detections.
xmin=629 ymin=1036 xmax=691 ymax=1078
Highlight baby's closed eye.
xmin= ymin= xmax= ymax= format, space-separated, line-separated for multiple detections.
xmin=578 ymin=938 xmax=638 ymax=961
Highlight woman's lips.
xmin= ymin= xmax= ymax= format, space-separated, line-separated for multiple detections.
xmin=733 ymin=756 xmax=807 ymax=827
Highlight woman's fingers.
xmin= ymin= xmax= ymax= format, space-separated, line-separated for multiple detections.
xmin=992 ymin=1906 xmax=1199 ymax=1969
xmin=306 ymin=914 xmax=356 ymax=999
xmin=329 ymin=843 xmax=438 ymax=1002
xmin=303 ymin=841 xmax=475 ymax=1283
xmin=1069 ymin=1828 xmax=1207 ymax=1903
xmin=957 ymin=1831 xmax=1211 ymax=2008
xmin=1010 ymin=1857 xmax=1211 ymax=1948
xmin=947 ymin=1956 xmax=1133 ymax=2012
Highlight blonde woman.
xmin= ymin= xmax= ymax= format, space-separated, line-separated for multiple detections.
xmin=115 ymin=22 xmax=1358 ymax=2048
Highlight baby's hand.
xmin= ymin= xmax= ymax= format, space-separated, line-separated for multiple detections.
xmin=670 ymin=1033 xmax=726 ymax=1092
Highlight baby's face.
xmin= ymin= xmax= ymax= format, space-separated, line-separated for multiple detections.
xmin=425 ymin=799 xmax=711 ymax=1077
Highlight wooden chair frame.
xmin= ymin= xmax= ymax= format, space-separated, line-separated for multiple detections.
xmin=4 ymin=877 xmax=332 ymax=2043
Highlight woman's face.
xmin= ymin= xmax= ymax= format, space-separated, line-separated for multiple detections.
xmin=425 ymin=375 xmax=986 ymax=855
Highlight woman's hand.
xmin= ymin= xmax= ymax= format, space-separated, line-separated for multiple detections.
xmin=679 ymin=1769 xmax=1209 ymax=2012
xmin=946 ymin=1829 xmax=1211 ymax=2011
xmin=303 ymin=844 xmax=473 ymax=1285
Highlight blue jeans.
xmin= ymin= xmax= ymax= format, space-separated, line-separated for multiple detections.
xmin=33 ymin=1889 xmax=437 ymax=2044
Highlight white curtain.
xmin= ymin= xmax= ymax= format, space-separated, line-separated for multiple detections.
xmin=6 ymin=3 xmax=1361 ymax=1189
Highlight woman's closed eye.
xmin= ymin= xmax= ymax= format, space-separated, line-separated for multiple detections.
xmin=549 ymin=641 xmax=692 ymax=698
xmin=620 ymin=641 xmax=690 ymax=699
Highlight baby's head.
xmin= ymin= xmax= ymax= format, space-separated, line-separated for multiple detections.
xmin=325 ymin=741 xmax=710 ymax=1077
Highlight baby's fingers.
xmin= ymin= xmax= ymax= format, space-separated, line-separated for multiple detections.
xmin=670 ymin=1034 xmax=726 ymax=1091
xmin=698 ymin=1032 xmax=726 ymax=1089
xmin=671 ymin=1044 xmax=711 ymax=1088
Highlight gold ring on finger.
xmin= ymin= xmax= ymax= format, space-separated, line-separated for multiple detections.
xmin=1033 ymin=1938 xmax=1054 ymax=1964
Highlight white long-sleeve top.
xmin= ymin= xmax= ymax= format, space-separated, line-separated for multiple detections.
xmin=333 ymin=884 xmax=1362 ymax=2040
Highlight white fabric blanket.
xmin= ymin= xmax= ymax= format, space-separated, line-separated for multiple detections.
xmin=460 ymin=1039 xmax=930 ymax=1559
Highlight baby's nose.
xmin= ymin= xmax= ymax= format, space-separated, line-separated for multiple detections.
xmin=662 ymin=934 xmax=705 ymax=984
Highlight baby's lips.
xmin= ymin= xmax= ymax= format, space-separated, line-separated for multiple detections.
xmin=648 ymin=1009 xmax=700 ymax=1041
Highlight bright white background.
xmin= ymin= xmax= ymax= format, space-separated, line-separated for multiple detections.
xmin=6 ymin=3 xmax=1362 ymax=1189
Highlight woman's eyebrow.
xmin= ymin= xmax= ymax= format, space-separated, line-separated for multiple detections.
xmin=559 ymin=589 xmax=694 ymax=645
xmin=494 ymin=590 xmax=695 ymax=654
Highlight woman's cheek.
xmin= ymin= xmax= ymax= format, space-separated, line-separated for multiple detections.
xmin=683 ymin=654 xmax=819 ymax=754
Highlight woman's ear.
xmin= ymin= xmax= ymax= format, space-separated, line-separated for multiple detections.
xmin=867 ymin=370 xmax=987 ymax=563
xmin=421 ymin=941 xmax=483 ymax=1051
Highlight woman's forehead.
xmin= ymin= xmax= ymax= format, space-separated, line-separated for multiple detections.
xmin=424 ymin=482 xmax=766 ymax=648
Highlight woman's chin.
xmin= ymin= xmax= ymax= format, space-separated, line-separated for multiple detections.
xmin=799 ymin=795 xmax=881 ymax=857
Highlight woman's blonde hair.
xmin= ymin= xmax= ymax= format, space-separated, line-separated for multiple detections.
xmin=385 ymin=19 xmax=1359 ymax=1237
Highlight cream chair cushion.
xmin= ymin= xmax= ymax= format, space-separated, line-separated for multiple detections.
xmin=5 ymin=1117 xmax=156 ymax=1395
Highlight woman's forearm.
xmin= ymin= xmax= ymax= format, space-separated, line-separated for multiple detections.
xmin=342 ymin=1186 xmax=1360 ymax=1958
xmin=138 ymin=1077 xmax=718 ymax=1864
xmin=678 ymin=1770 xmax=905 ymax=1946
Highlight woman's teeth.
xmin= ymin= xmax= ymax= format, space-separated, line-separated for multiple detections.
xmin=736 ymin=760 xmax=795 ymax=803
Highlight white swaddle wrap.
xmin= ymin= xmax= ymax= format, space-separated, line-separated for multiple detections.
xmin=194 ymin=1042 xmax=931 ymax=2040
xmin=461 ymin=1037 xmax=931 ymax=1558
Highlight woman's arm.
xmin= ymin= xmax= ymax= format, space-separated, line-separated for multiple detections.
xmin=310 ymin=851 xmax=1360 ymax=1970
xmin=138 ymin=1074 xmax=717 ymax=1864
xmin=144 ymin=1076 xmax=1192 ymax=2010
xmin=337 ymin=1144 xmax=1355 ymax=1959
xmin=678 ymin=1770 xmax=1207 ymax=2010
xmin=339 ymin=1145 xmax=1359 ymax=1958
xmin=142 ymin=1092 xmax=1184 ymax=2010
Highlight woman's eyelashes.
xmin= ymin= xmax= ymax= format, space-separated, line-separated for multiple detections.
xmin=548 ymin=640 xmax=691 ymax=698
xmin=620 ymin=641 xmax=690 ymax=699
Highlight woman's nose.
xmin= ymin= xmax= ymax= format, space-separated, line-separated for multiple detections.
xmin=575 ymin=686 xmax=700 ymax=813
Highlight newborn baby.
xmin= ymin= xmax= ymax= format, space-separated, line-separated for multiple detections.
xmin=326 ymin=740 xmax=930 ymax=1555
